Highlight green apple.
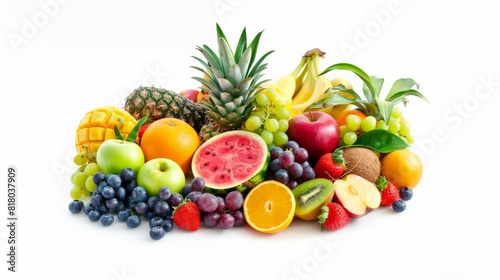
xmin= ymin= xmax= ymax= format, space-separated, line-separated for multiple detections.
xmin=137 ymin=158 xmax=186 ymax=196
xmin=96 ymin=139 xmax=145 ymax=175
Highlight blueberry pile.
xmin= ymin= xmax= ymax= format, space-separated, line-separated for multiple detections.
xmin=68 ymin=167 xmax=176 ymax=240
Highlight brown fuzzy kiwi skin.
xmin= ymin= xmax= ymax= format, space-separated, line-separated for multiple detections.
xmin=341 ymin=147 xmax=381 ymax=183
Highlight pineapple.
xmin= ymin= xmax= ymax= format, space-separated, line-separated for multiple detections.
xmin=75 ymin=106 xmax=137 ymax=153
xmin=192 ymin=23 xmax=274 ymax=141
xmin=124 ymin=86 xmax=206 ymax=133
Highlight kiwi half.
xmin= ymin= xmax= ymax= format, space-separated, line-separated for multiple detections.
xmin=292 ymin=178 xmax=335 ymax=220
xmin=341 ymin=147 xmax=381 ymax=183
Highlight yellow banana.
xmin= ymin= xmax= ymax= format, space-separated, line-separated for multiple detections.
xmin=275 ymin=56 xmax=307 ymax=100
xmin=293 ymin=60 xmax=309 ymax=98
xmin=291 ymin=76 xmax=325 ymax=117
xmin=291 ymin=49 xmax=338 ymax=117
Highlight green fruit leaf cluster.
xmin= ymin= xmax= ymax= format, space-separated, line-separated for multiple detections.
xmin=307 ymin=63 xmax=429 ymax=123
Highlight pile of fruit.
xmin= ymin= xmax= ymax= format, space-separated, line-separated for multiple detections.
xmin=68 ymin=23 xmax=428 ymax=240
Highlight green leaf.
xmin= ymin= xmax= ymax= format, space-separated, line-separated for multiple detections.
xmin=326 ymin=85 xmax=364 ymax=100
xmin=385 ymin=89 xmax=430 ymax=104
xmin=234 ymin=27 xmax=247 ymax=63
xmin=219 ymin=37 xmax=236 ymax=74
xmin=319 ymin=63 xmax=377 ymax=102
xmin=371 ymin=76 xmax=384 ymax=98
xmin=113 ymin=117 xmax=125 ymax=140
xmin=124 ymin=114 xmax=149 ymax=143
xmin=385 ymin=78 xmax=419 ymax=100
xmin=349 ymin=129 xmax=409 ymax=153
xmin=375 ymin=97 xmax=393 ymax=123
xmin=114 ymin=126 xmax=124 ymax=140
xmin=362 ymin=76 xmax=383 ymax=102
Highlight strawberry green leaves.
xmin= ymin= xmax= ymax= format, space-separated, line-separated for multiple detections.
xmin=307 ymin=63 xmax=429 ymax=123
xmin=114 ymin=114 xmax=149 ymax=142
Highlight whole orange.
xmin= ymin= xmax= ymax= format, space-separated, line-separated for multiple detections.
xmin=381 ymin=149 xmax=423 ymax=189
xmin=140 ymin=118 xmax=200 ymax=174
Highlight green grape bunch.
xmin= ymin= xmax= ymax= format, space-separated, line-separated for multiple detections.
xmin=244 ymin=87 xmax=292 ymax=148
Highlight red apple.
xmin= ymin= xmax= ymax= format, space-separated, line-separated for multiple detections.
xmin=286 ymin=111 xmax=340 ymax=165
xmin=333 ymin=174 xmax=381 ymax=218
xmin=179 ymin=89 xmax=200 ymax=103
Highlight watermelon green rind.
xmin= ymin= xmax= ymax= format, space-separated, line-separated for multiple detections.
xmin=191 ymin=130 xmax=270 ymax=193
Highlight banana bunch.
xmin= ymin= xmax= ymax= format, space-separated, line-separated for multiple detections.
xmin=259 ymin=55 xmax=307 ymax=107
xmin=290 ymin=48 xmax=332 ymax=117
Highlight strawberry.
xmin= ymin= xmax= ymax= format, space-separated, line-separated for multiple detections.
xmin=138 ymin=123 xmax=151 ymax=138
xmin=318 ymin=202 xmax=351 ymax=231
xmin=314 ymin=151 xmax=345 ymax=181
xmin=136 ymin=123 xmax=151 ymax=145
xmin=376 ymin=176 xmax=400 ymax=206
xmin=173 ymin=201 xmax=200 ymax=231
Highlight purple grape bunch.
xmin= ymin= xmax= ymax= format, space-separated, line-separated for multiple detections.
xmin=181 ymin=177 xmax=246 ymax=230
xmin=267 ymin=140 xmax=315 ymax=189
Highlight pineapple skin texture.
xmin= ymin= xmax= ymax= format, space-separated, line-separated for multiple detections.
xmin=124 ymin=86 xmax=206 ymax=133
xmin=75 ymin=106 xmax=137 ymax=153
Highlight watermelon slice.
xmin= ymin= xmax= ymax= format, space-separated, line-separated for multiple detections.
xmin=191 ymin=130 xmax=269 ymax=194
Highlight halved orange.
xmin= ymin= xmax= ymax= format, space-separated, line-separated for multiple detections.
xmin=243 ymin=180 xmax=296 ymax=234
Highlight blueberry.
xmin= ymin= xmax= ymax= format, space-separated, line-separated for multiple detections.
xmin=149 ymin=226 xmax=166 ymax=240
xmin=131 ymin=186 xmax=148 ymax=202
xmin=148 ymin=196 xmax=161 ymax=209
xmin=68 ymin=200 xmax=84 ymax=214
xmin=97 ymin=203 xmax=110 ymax=215
xmin=392 ymin=199 xmax=407 ymax=213
xmin=149 ymin=216 xmax=164 ymax=228
xmin=126 ymin=215 xmax=141 ymax=228
xmin=160 ymin=219 xmax=174 ymax=232
xmin=143 ymin=210 xmax=157 ymax=221
xmin=123 ymin=180 xmax=137 ymax=193
xmin=399 ymin=187 xmax=413 ymax=201
xmin=88 ymin=210 xmax=101 ymax=222
xmin=119 ymin=168 xmax=135 ymax=183
xmin=182 ymin=184 xmax=192 ymax=197
xmin=123 ymin=196 xmax=134 ymax=208
xmin=134 ymin=202 xmax=148 ymax=215
xmin=106 ymin=174 xmax=122 ymax=189
xmin=105 ymin=198 xmax=120 ymax=211
xmin=128 ymin=200 xmax=137 ymax=211
xmin=115 ymin=187 xmax=127 ymax=201
xmin=101 ymin=186 xmax=115 ymax=199
xmin=95 ymin=182 xmax=107 ymax=195
xmin=83 ymin=203 xmax=95 ymax=215
xmin=114 ymin=202 xmax=125 ymax=213
xmin=117 ymin=209 xmax=131 ymax=222
xmin=158 ymin=187 xmax=172 ymax=201
xmin=100 ymin=213 xmax=114 ymax=226
xmin=154 ymin=201 xmax=171 ymax=216
xmin=90 ymin=194 xmax=103 ymax=207
xmin=92 ymin=172 xmax=106 ymax=185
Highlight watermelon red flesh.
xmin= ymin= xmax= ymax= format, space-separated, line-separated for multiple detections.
xmin=191 ymin=130 xmax=269 ymax=190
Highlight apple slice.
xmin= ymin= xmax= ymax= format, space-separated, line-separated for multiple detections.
xmin=334 ymin=174 xmax=381 ymax=218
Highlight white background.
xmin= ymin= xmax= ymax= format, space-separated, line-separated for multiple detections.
xmin=1 ymin=0 xmax=499 ymax=279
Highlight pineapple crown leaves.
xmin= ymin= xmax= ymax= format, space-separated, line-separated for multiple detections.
xmin=307 ymin=63 xmax=430 ymax=123
xmin=114 ymin=113 xmax=149 ymax=143
xmin=192 ymin=24 xmax=274 ymax=106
